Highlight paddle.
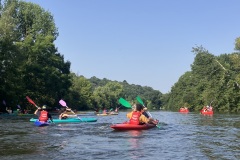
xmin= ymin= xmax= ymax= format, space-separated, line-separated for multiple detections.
xmin=136 ymin=96 xmax=152 ymax=118
xmin=59 ymin=99 xmax=87 ymax=122
xmin=59 ymin=99 xmax=76 ymax=114
xmin=26 ymin=96 xmax=39 ymax=108
xmin=118 ymin=98 xmax=132 ymax=109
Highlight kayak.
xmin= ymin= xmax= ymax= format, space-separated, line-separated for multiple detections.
xmin=96 ymin=113 xmax=108 ymax=116
xmin=200 ymin=109 xmax=213 ymax=115
xmin=179 ymin=108 xmax=189 ymax=113
xmin=110 ymin=122 xmax=157 ymax=130
xmin=30 ymin=117 xmax=97 ymax=123
xmin=109 ymin=112 xmax=119 ymax=115
xmin=34 ymin=120 xmax=50 ymax=127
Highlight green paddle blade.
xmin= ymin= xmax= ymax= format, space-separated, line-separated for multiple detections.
xmin=136 ymin=96 xmax=145 ymax=106
xmin=119 ymin=98 xmax=132 ymax=108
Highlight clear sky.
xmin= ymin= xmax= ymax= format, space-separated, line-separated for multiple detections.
xmin=24 ymin=0 xmax=240 ymax=93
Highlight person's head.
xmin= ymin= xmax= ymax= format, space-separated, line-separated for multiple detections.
xmin=61 ymin=108 xmax=67 ymax=113
xmin=132 ymin=104 xmax=137 ymax=111
xmin=42 ymin=105 xmax=47 ymax=110
xmin=136 ymin=104 xmax=144 ymax=112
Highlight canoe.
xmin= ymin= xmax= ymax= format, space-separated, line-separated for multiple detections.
xmin=30 ymin=117 xmax=97 ymax=123
xmin=179 ymin=108 xmax=189 ymax=113
xmin=200 ymin=109 xmax=213 ymax=115
xmin=110 ymin=122 xmax=157 ymax=130
xmin=34 ymin=120 xmax=50 ymax=127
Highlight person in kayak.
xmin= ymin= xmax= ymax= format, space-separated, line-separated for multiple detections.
xmin=127 ymin=104 xmax=157 ymax=125
xmin=34 ymin=105 xmax=53 ymax=122
xmin=59 ymin=108 xmax=72 ymax=119
xmin=132 ymin=103 xmax=150 ymax=118
xmin=142 ymin=107 xmax=150 ymax=118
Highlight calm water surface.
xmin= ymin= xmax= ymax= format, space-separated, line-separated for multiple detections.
xmin=0 ymin=111 xmax=239 ymax=160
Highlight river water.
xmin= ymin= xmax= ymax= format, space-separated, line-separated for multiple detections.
xmin=0 ymin=111 xmax=239 ymax=160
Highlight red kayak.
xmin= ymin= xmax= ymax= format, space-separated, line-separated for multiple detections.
xmin=200 ymin=109 xmax=213 ymax=115
xmin=179 ymin=108 xmax=189 ymax=113
xmin=110 ymin=122 xmax=157 ymax=130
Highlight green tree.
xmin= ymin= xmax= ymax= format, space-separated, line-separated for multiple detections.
xmin=0 ymin=0 xmax=71 ymax=109
xmin=234 ymin=37 xmax=240 ymax=51
xmin=92 ymin=82 xmax=123 ymax=110
xmin=167 ymin=43 xmax=240 ymax=113
xmin=67 ymin=74 xmax=93 ymax=110
xmin=0 ymin=0 xmax=24 ymax=106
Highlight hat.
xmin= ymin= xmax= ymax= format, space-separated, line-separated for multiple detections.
xmin=42 ymin=105 xmax=47 ymax=109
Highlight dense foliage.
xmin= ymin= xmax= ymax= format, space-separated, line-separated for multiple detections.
xmin=0 ymin=0 xmax=71 ymax=111
xmin=164 ymin=46 xmax=240 ymax=113
xmin=1 ymin=0 xmax=240 ymax=113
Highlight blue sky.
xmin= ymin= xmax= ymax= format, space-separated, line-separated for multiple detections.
xmin=25 ymin=0 xmax=240 ymax=93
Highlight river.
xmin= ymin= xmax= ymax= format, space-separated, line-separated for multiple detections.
xmin=0 ymin=111 xmax=239 ymax=160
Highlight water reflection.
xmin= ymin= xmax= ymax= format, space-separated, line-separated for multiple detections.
xmin=128 ymin=130 xmax=142 ymax=148
xmin=127 ymin=130 xmax=143 ymax=160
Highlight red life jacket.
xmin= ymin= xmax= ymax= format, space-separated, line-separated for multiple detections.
xmin=39 ymin=110 xmax=48 ymax=122
xmin=129 ymin=111 xmax=141 ymax=125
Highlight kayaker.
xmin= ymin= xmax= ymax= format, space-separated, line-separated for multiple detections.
xmin=59 ymin=108 xmax=71 ymax=119
xmin=208 ymin=106 xmax=213 ymax=111
xmin=34 ymin=105 xmax=53 ymax=122
xmin=142 ymin=107 xmax=150 ymax=118
xmin=103 ymin=108 xmax=108 ymax=114
xmin=127 ymin=104 xmax=157 ymax=125
xmin=133 ymin=103 xmax=149 ymax=118
xmin=115 ymin=107 xmax=120 ymax=112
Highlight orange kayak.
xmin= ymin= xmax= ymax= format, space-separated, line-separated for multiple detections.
xmin=200 ymin=109 xmax=213 ymax=115
xmin=179 ymin=108 xmax=189 ymax=113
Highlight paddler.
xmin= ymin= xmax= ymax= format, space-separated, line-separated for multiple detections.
xmin=127 ymin=104 xmax=158 ymax=125
xmin=34 ymin=105 xmax=53 ymax=122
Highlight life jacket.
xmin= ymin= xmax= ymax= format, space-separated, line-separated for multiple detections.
xmin=129 ymin=111 xmax=141 ymax=125
xmin=39 ymin=110 xmax=48 ymax=122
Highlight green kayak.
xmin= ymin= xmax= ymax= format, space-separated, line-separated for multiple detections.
xmin=30 ymin=117 xmax=97 ymax=123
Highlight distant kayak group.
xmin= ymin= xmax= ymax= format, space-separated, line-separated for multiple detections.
xmin=94 ymin=107 xmax=120 ymax=116
xmin=179 ymin=105 xmax=214 ymax=115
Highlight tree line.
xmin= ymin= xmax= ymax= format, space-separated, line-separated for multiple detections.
xmin=0 ymin=0 xmax=162 ymax=113
xmin=163 ymin=43 xmax=240 ymax=113
xmin=1 ymin=0 xmax=240 ymax=113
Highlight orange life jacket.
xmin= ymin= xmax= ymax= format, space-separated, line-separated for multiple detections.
xmin=39 ymin=110 xmax=48 ymax=122
xmin=129 ymin=111 xmax=141 ymax=125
